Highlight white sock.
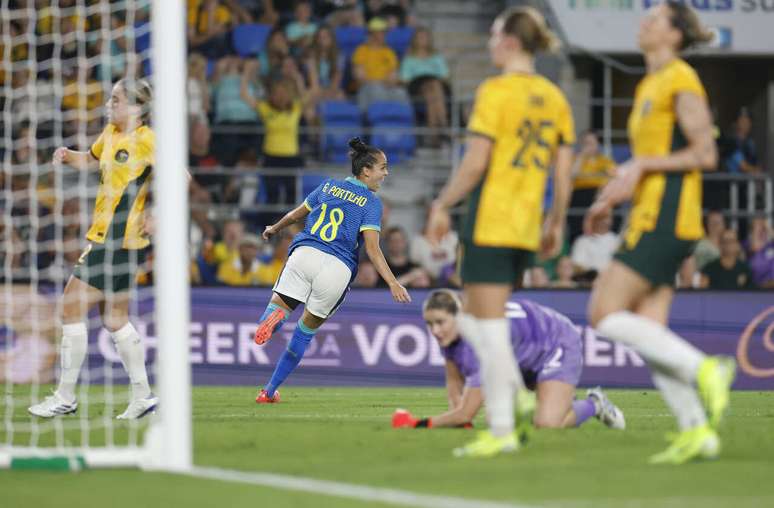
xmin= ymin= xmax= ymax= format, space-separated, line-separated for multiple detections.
xmin=596 ymin=311 xmax=705 ymax=384
xmin=652 ymin=369 xmax=707 ymax=430
xmin=459 ymin=313 xmax=524 ymax=437
xmin=56 ymin=322 xmax=88 ymax=403
xmin=111 ymin=322 xmax=151 ymax=401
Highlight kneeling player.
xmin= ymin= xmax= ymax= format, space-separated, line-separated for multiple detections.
xmin=393 ymin=290 xmax=625 ymax=430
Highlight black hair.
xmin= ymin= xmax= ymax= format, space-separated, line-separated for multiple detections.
xmin=347 ymin=137 xmax=382 ymax=176
xmin=665 ymin=1 xmax=714 ymax=50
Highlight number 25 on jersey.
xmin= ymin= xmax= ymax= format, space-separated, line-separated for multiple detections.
xmin=310 ymin=203 xmax=344 ymax=242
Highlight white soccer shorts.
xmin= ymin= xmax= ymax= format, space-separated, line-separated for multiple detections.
xmin=273 ymin=246 xmax=353 ymax=319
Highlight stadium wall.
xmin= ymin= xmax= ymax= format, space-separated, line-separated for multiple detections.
xmin=4 ymin=288 xmax=773 ymax=390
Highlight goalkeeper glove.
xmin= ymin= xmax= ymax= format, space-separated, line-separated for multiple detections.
xmin=392 ymin=409 xmax=432 ymax=428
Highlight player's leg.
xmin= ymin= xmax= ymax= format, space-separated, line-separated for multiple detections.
xmin=259 ymin=251 xmax=350 ymax=402
xmin=103 ymin=290 xmax=157 ymax=419
xmin=254 ymin=250 xmax=309 ymax=345
xmin=453 ymin=246 xmax=529 ymax=457
xmin=28 ymin=275 xmax=101 ymax=416
xmin=634 ymin=288 xmax=721 ymax=464
xmin=534 ymin=380 xmax=575 ymax=428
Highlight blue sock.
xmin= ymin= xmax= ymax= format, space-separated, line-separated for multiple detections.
xmin=259 ymin=302 xmax=288 ymax=330
xmin=264 ymin=320 xmax=317 ymax=396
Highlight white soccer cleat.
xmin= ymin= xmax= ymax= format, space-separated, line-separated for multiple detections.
xmin=116 ymin=395 xmax=159 ymax=420
xmin=28 ymin=392 xmax=78 ymax=418
xmin=587 ymin=387 xmax=626 ymax=430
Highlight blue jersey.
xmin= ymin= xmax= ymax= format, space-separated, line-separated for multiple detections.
xmin=289 ymin=177 xmax=382 ymax=274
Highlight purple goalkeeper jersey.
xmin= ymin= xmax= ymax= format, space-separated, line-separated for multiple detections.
xmin=441 ymin=299 xmax=581 ymax=388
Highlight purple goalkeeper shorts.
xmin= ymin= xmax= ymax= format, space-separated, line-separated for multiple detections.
xmin=521 ymin=326 xmax=583 ymax=389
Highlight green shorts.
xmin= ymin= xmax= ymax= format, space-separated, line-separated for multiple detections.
xmin=614 ymin=232 xmax=696 ymax=287
xmin=460 ymin=241 xmax=532 ymax=285
xmin=72 ymin=242 xmax=148 ymax=293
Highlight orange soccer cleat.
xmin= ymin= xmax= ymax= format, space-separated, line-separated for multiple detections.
xmin=254 ymin=308 xmax=286 ymax=345
xmin=256 ymin=389 xmax=281 ymax=404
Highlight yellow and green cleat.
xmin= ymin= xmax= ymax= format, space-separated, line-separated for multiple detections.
xmin=648 ymin=424 xmax=720 ymax=465
xmin=515 ymin=389 xmax=536 ymax=445
xmin=452 ymin=430 xmax=520 ymax=458
xmin=697 ymin=356 xmax=736 ymax=429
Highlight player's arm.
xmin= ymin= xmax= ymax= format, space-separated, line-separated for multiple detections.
xmin=263 ymin=203 xmax=309 ymax=240
xmin=392 ymin=386 xmax=482 ymax=429
xmin=362 ymin=229 xmax=411 ymax=303
xmin=541 ymin=144 xmax=574 ymax=259
xmin=445 ymin=359 xmax=464 ymax=410
xmin=53 ymin=147 xmax=97 ymax=170
xmin=638 ymin=92 xmax=717 ymax=174
xmin=432 ymin=135 xmax=491 ymax=210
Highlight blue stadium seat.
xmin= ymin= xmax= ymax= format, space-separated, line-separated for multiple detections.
xmin=611 ymin=143 xmax=631 ymax=163
xmin=385 ymin=26 xmax=415 ymax=59
xmin=302 ymin=174 xmax=330 ymax=197
xmin=232 ymin=24 xmax=272 ymax=57
xmin=319 ymin=101 xmax=363 ymax=163
xmin=335 ymin=26 xmax=368 ymax=60
xmin=367 ymin=101 xmax=416 ymax=163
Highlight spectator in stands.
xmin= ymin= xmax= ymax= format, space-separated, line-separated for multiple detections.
xmin=257 ymin=231 xmax=292 ymax=286
xmin=400 ymin=27 xmax=449 ymax=147
xmin=524 ymin=266 xmax=549 ymax=289
xmin=188 ymin=53 xmax=212 ymax=158
xmin=570 ymin=206 xmax=619 ymax=278
xmin=409 ymin=209 xmax=457 ymax=283
xmin=210 ymin=56 xmax=260 ymax=166
xmin=234 ymin=0 xmax=278 ymax=25
xmin=305 ymin=25 xmax=346 ymax=103
xmin=676 ymin=256 xmax=700 ymax=289
xmin=187 ymin=0 xmax=253 ymax=59
xmin=216 ymin=233 xmax=264 ymax=286
xmin=258 ymin=28 xmax=291 ymax=81
xmin=319 ymin=0 xmax=364 ymax=27
xmin=745 ymin=216 xmax=774 ymax=288
xmin=286 ymin=0 xmax=318 ymax=55
xmin=551 ymin=256 xmax=577 ymax=289
xmin=379 ymin=226 xmax=430 ymax=288
xmin=365 ymin=0 xmax=415 ymax=27
xmin=353 ymin=259 xmax=379 ymax=287
xmin=719 ymin=108 xmax=760 ymax=174
xmin=569 ymin=131 xmax=615 ymax=238
xmin=352 ymin=17 xmax=410 ymax=111
xmin=205 ymin=218 xmax=244 ymax=267
xmin=701 ymin=229 xmax=755 ymax=289
xmin=95 ymin=14 xmax=130 ymax=82
xmin=693 ymin=210 xmax=724 ymax=270
xmin=241 ymin=60 xmax=307 ymax=206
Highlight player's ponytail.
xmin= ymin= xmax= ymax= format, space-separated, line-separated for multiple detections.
xmin=348 ymin=137 xmax=382 ymax=176
xmin=499 ymin=6 xmax=559 ymax=54
xmin=665 ymin=1 xmax=714 ymax=51
xmin=423 ymin=289 xmax=462 ymax=316
xmin=117 ymin=77 xmax=153 ymax=125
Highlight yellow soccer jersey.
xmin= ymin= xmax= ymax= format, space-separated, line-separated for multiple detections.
xmin=87 ymin=124 xmax=155 ymax=250
xmin=463 ymin=73 xmax=575 ymax=251
xmin=625 ymin=59 xmax=707 ymax=247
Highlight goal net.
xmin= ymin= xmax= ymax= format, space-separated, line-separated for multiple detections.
xmin=1 ymin=0 xmax=189 ymax=470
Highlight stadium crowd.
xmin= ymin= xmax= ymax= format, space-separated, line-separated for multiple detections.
xmin=0 ymin=0 xmax=771 ymax=290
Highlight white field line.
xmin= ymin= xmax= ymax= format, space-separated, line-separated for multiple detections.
xmin=187 ymin=466 xmax=538 ymax=508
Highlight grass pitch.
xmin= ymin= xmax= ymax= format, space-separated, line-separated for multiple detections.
xmin=3 ymin=387 xmax=774 ymax=507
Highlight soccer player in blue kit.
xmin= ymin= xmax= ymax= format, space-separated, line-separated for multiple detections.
xmin=393 ymin=290 xmax=625 ymax=433
xmin=252 ymin=138 xmax=411 ymax=403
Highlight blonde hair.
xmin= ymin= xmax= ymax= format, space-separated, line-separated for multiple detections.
xmin=498 ymin=6 xmax=560 ymax=54
xmin=665 ymin=1 xmax=714 ymax=50
xmin=116 ymin=77 xmax=153 ymax=124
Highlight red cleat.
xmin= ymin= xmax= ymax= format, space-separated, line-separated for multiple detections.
xmin=254 ymin=308 xmax=286 ymax=345
xmin=256 ymin=389 xmax=280 ymax=404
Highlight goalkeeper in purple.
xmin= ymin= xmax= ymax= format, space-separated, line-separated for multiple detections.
xmin=393 ymin=290 xmax=626 ymax=430
xmin=253 ymin=138 xmax=411 ymax=404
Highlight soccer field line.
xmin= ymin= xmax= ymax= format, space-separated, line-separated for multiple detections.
xmin=187 ymin=466 xmax=538 ymax=508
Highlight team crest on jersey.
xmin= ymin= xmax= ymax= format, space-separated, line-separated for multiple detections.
xmin=115 ymin=149 xmax=129 ymax=163
xmin=641 ymin=100 xmax=652 ymax=116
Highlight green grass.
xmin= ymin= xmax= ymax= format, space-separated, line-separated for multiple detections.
xmin=3 ymin=387 xmax=774 ymax=507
